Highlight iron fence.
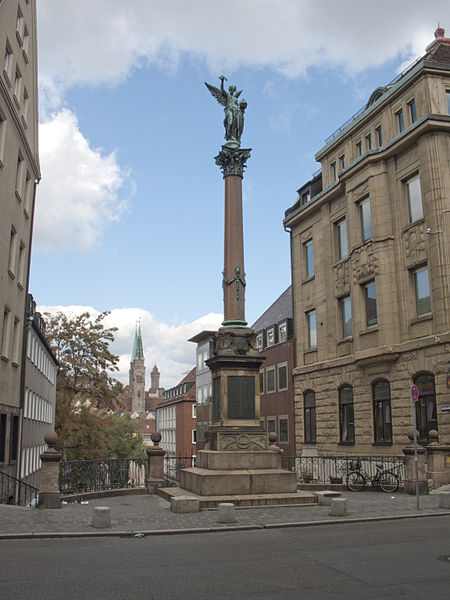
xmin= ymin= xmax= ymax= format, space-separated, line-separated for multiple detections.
xmin=281 ymin=455 xmax=405 ymax=485
xmin=0 ymin=470 xmax=39 ymax=507
xmin=59 ymin=458 xmax=147 ymax=495
xmin=163 ymin=455 xmax=196 ymax=486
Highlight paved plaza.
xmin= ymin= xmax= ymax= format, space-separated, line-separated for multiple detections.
xmin=1 ymin=487 xmax=449 ymax=539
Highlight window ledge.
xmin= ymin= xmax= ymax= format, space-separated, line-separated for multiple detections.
xmin=373 ymin=441 xmax=393 ymax=446
xmin=15 ymin=190 xmax=23 ymax=203
xmin=1 ymin=355 xmax=9 ymax=363
xmin=8 ymin=269 xmax=16 ymax=280
xmin=11 ymin=361 xmax=19 ymax=368
xmin=337 ymin=336 xmax=353 ymax=345
xmin=304 ymin=347 xmax=317 ymax=354
xmin=403 ymin=217 xmax=424 ymax=234
xmin=13 ymin=94 xmax=21 ymax=110
xmin=338 ymin=441 xmax=355 ymax=446
xmin=360 ymin=326 xmax=379 ymax=336
xmin=17 ymin=282 xmax=24 ymax=291
xmin=410 ymin=313 xmax=432 ymax=325
xmin=302 ymin=274 xmax=315 ymax=284
xmin=3 ymin=70 xmax=11 ymax=87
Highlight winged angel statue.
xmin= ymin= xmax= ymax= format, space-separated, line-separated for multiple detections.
xmin=205 ymin=76 xmax=247 ymax=145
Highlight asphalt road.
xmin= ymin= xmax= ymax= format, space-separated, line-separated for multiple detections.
xmin=1 ymin=516 xmax=449 ymax=599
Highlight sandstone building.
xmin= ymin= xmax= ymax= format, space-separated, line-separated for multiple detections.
xmin=284 ymin=28 xmax=450 ymax=457
xmin=0 ymin=0 xmax=39 ymax=477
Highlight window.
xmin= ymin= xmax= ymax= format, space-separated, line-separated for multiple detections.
xmin=13 ymin=67 xmax=21 ymax=101
xmin=15 ymin=153 xmax=24 ymax=199
xmin=259 ymin=370 xmax=264 ymax=395
xmin=279 ymin=418 xmax=288 ymax=443
xmin=339 ymin=155 xmax=345 ymax=170
xmin=16 ymin=7 xmax=24 ymax=42
xmin=406 ymin=174 xmax=423 ymax=223
xmin=17 ymin=241 xmax=25 ymax=287
xmin=373 ymin=380 xmax=392 ymax=443
xmin=304 ymin=390 xmax=316 ymax=444
xmin=256 ymin=333 xmax=263 ymax=351
xmin=3 ymin=43 xmax=12 ymax=83
xmin=192 ymin=430 xmax=197 ymax=444
xmin=9 ymin=415 xmax=19 ymax=462
xmin=414 ymin=373 xmax=438 ymax=442
xmin=266 ymin=367 xmax=275 ymax=393
xmin=339 ymin=385 xmax=354 ymax=444
xmin=375 ymin=126 xmax=382 ymax=147
xmin=359 ymin=197 xmax=372 ymax=241
xmin=408 ymin=99 xmax=417 ymax=123
xmin=8 ymin=227 xmax=17 ymax=276
xmin=306 ymin=310 xmax=316 ymax=348
xmin=0 ymin=414 xmax=7 ymax=463
xmin=331 ymin=161 xmax=337 ymax=181
xmin=301 ymin=190 xmax=310 ymax=205
xmin=305 ymin=240 xmax=314 ymax=277
xmin=356 ymin=141 xmax=362 ymax=156
xmin=396 ymin=109 xmax=404 ymax=133
xmin=0 ymin=111 xmax=6 ymax=166
xmin=12 ymin=317 xmax=20 ymax=365
xmin=336 ymin=218 xmax=348 ymax=259
xmin=266 ymin=328 xmax=274 ymax=347
xmin=414 ymin=266 xmax=431 ymax=316
xmin=365 ymin=134 xmax=372 ymax=150
xmin=24 ymin=172 xmax=33 ymax=216
xmin=340 ymin=296 xmax=352 ymax=338
xmin=22 ymin=87 xmax=29 ymax=124
xmin=267 ymin=418 xmax=276 ymax=434
xmin=364 ymin=281 xmax=377 ymax=327
xmin=192 ymin=404 xmax=196 ymax=418
xmin=278 ymin=364 xmax=288 ymax=391
xmin=278 ymin=322 xmax=287 ymax=343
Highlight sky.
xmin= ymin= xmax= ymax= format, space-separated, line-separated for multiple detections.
xmin=30 ymin=0 xmax=448 ymax=388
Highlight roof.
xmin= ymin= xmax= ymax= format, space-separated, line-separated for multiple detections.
xmin=188 ymin=330 xmax=217 ymax=344
xmin=251 ymin=286 xmax=292 ymax=332
xmin=131 ymin=325 xmax=144 ymax=361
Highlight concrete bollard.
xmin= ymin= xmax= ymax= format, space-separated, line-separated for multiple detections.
xmin=329 ymin=497 xmax=348 ymax=517
xmin=438 ymin=492 xmax=450 ymax=509
xmin=92 ymin=506 xmax=112 ymax=528
xmin=217 ymin=502 xmax=236 ymax=523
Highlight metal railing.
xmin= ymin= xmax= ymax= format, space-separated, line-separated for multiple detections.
xmin=59 ymin=458 xmax=147 ymax=495
xmin=163 ymin=455 xmax=196 ymax=486
xmin=0 ymin=470 xmax=39 ymax=507
xmin=281 ymin=455 xmax=405 ymax=485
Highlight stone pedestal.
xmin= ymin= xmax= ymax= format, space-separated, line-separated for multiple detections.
xmin=426 ymin=444 xmax=450 ymax=490
xmin=146 ymin=432 xmax=166 ymax=494
xmin=39 ymin=432 xmax=62 ymax=509
xmin=403 ymin=445 xmax=428 ymax=495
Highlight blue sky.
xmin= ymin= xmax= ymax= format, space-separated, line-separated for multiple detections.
xmin=30 ymin=0 xmax=447 ymax=387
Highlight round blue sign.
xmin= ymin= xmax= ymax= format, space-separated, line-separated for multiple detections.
xmin=411 ymin=385 xmax=419 ymax=401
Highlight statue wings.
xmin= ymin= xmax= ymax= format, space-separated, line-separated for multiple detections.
xmin=205 ymin=82 xmax=227 ymax=107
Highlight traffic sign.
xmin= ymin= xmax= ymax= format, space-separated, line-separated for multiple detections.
xmin=411 ymin=385 xmax=419 ymax=401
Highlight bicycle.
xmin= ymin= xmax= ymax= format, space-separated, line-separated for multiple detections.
xmin=346 ymin=460 xmax=399 ymax=492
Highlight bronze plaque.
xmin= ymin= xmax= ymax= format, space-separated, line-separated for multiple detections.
xmin=212 ymin=377 xmax=221 ymax=421
xmin=227 ymin=375 xmax=255 ymax=420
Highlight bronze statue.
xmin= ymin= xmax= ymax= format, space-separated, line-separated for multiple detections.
xmin=205 ymin=76 xmax=247 ymax=145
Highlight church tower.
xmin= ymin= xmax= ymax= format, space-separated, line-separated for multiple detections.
xmin=129 ymin=325 xmax=145 ymax=413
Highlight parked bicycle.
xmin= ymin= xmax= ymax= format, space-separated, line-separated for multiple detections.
xmin=346 ymin=460 xmax=399 ymax=492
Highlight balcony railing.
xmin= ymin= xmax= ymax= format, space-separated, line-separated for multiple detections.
xmin=0 ymin=470 xmax=39 ymax=507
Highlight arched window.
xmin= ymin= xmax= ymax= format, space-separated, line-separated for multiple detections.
xmin=304 ymin=390 xmax=316 ymax=444
xmin=414 ymin=373 xmax=437 ymax=441
xmin=339 ymin=385 xmax=354 ymax=444
xmin=373 ymin=379 xmax=392 ymax=443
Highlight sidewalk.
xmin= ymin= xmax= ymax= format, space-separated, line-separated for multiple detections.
xmin=1 ymin=487 xmax=449 ymax=539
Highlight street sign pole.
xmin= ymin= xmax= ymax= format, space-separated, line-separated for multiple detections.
xmin=411 ymin=385 xmax=420 ymax=510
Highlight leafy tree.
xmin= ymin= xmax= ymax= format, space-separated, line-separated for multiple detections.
xmin=44 ymin=311 xmax=126 ymax=458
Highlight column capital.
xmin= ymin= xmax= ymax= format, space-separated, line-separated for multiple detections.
xmin=215 ymin=146 xmax=252 ymax=178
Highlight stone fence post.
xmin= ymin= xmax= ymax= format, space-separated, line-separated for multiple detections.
xmin=39 ymin=432 xmax=62 ymax=508
xmin=146 ymin=432 xmax=166 ymax=494
xmin=424 ymin=431 xmax=450 ymax=490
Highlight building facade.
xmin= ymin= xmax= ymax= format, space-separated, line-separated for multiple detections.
xmin=0 ymin=0 xmax=40 ymax=477
xmin=188 ymin=331 xmax=215 ymax=449
xmin=284 ymin=28 xmax=450 ymax=457
xmin=21 ymin=295 xmax=57 ymax=488
xmin=252 ymin=286 xmax=296 ymax=457
xmin=156 ymin=368 xmax=196 ymax=457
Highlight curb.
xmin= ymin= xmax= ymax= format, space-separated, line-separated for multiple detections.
xmin=1 ymin=511 xmax=449 ymax=540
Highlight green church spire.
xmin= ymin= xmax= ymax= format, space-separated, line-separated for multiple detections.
xmin=131 ymin=325 xmax=144 ymax=361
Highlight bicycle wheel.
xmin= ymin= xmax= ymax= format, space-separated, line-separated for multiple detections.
xmin=347 ymin=471 xmax=365 ymax=491
xmin=378 ymin=472 xmax=399 ymax=493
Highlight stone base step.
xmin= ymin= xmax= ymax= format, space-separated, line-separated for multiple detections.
xmin=157 ymin=486 xmax=318 ymax=509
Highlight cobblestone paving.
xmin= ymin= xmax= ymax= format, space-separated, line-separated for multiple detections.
xmin=0 ymin=490 xmax=449 ymax=537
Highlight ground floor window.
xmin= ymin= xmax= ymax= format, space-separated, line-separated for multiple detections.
xmin=414 ymin=373 xmax=437 ymax=441
xmin=339 ymin=385 xmax=354 ymax=444
xmin=373 ymin=379 xmax=392 ymax=443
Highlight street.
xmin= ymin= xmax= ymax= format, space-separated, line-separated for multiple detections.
xmin=1 ymin=516 xmax=449 ymax=599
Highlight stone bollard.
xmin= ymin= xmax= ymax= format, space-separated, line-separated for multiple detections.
xmin=438 ymin=492 xmax=450 ymax=509
xmin=39 ymin=432 xmax=62 ymax=509
xmin=92 ymin=506 xmax=111 ymax=528
xmin=217 ymin=502 xmax=236 ymax=523
xmin=329 ymin=498 xmax=348 ymax=517
xmin=146 ymin=432 xmax=167 ymax=494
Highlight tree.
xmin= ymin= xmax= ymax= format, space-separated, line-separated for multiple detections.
xmin=44 ymin=311 xmax=126 ymax=458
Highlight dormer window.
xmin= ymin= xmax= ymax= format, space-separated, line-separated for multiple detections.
xmin=279 ymin=322 xmax=287 ymax=343
xmin=256 ymin=333 xmax=263 ymax=351
xmin=266 ymin=328 xmax=275 ymax=347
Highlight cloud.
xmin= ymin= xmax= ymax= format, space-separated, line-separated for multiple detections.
xmin=39 ymin=305 xmax=223 ymax=388
xmin=34 ymin=109 xmax=130 ymax=252
xmin=38 ymin=0 xmax=447 ymax=106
